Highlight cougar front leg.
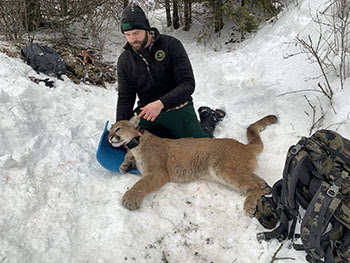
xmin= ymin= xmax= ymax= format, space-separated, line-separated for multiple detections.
xmin=122 ymin=172 xmax=169 ymax=210
xmin=119 ymin=151 xmax=136 ymax=174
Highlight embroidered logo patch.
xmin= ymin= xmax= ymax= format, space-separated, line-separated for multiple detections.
xmin=155 ymin=50 xmax=166 ymax=62
xmin=121 ymin=23 xmax=132 ymax=31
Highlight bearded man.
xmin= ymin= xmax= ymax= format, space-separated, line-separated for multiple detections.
xmin=116 ymin=4 xmax=225 ymax=138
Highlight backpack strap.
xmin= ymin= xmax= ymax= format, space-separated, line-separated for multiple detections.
xmin=336 ymin=228 xmax=350 ymax=261
xmin=257 ymin=207 xmax=290 ymax=242
xmin=287 ymin=150 xmax=310 ymax=209
xmin=303 ymin=222 xmax=344 ymax=263
xmin=280 ymin=142 xmax=306 ymax=214
xmin=257 ymin=143 xmax=304 ymax=242
xmin=301 ymin=180 xmax=342 ymax=261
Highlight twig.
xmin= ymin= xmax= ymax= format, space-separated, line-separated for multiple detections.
xmin=161 ymin=251 xmax=169 ymax=263
xmin=317 ymin=83 xmax=337 ymax=114
xmin=270 ymin=242 xmax=296 ymax=263
xmin=316 ymin=82 xmax=332 ymax=101
xmin=295 ymin=35 xmax=333 ymax=101
xmin=324 ymin=111 xmax=350 ymax=131
xmin=277 ymin=89 xmax=323 ymax=97
xmin=304 ymin=95 xmax=326 ymax=135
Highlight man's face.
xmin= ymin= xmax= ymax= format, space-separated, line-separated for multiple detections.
xmin=124 ymin=29 xmax=148 ymax=51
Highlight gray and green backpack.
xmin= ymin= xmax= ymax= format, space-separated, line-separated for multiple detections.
xmin=256 ymin=130 xmax=350 ymax=263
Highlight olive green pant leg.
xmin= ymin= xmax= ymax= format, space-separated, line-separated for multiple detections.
xmin=136 ymin=101 xmax=209 ymax=139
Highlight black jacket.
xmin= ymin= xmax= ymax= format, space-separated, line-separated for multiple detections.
xmin=116 ymin=28 xmax=195 ymax=121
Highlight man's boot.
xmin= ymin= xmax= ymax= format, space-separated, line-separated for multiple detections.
xmin=198 ymin=106 xmax=226 ymax=137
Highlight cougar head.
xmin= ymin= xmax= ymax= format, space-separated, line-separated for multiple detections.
xmin=108 ymin=120 xmax=139 ymax=148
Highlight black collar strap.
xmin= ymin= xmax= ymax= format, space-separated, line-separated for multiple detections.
xmin=126 ymin=136 xmax=140 ymax=149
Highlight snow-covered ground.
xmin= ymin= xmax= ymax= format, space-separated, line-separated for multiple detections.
xmin=1 ymin=0 xmax=349 ymax=262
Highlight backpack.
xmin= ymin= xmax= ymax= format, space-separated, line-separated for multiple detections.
xmin=256 ymin=130 xmax=350 ymax=263
xmin=21 ymin=43 xmax=66 ymax=78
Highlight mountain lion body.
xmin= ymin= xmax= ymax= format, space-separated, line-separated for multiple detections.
xmin=108 ymin=115 xmax=277 ymax=216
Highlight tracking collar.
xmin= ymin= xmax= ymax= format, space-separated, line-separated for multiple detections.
xmin=125 ymin=136 xmax=140 ymax=149
xmin=125 ymin=130 xmax=144 ymax=149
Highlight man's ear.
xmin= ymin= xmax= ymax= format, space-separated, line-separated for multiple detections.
xmin=129 ymin=115 xmax=140 ymax=129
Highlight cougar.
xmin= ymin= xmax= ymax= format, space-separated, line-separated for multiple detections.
xmin=108 ymin=115 xmax=277 ymax=216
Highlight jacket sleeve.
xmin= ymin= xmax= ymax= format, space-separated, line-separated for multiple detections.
xmin=159 ymin=38 xmax=195 ymax=110
xmin=116 ymin=55 xmax=136 ymax=121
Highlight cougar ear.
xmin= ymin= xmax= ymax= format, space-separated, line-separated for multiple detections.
xmin=129 ymin=115 xmax=140 ymax=129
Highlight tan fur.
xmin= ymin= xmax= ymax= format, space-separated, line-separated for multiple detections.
xmin=108 ymin=115 xmax=277 ymax=216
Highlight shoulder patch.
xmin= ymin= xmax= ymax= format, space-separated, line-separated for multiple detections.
xmin=155 ymin=50 xmax=166 ymax=62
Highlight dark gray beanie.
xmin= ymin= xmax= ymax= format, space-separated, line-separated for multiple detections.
xmin=121 ymin=5 xmax=150 ymax=33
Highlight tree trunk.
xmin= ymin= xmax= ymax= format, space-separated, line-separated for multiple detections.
xmin=123 ymin=0 xmax=129 ymax=8
xmin=23 ymin=0 xmax=41 ymax=31
xmin=165 ymin=0 xmax=172 ymax=27
xmin=184 ymin=0 xmax=191 ymax=31
xmin=60 ymin=0 xmax=68 ymax=16
xmin=213 ymin=0 xmax=223 ymax=33
xmin=172 ymin=0 xmax=180 ymax=29
xmin=0 ymin=1 xmax=14 ymax=40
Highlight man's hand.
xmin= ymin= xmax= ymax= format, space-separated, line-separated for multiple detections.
xmin=138 ymin=100 xmax=164 ymax=122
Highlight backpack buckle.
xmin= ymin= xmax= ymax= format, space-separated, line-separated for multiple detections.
xmin=309 ymin=248 xmax=322 ymax=260
xmin=256 ymin=232 xmax=266 ymax=243
xmin=290 ymin=143 xmax=303 ymax=155
xmin=327 ymin=183 xmax=340 ymax=197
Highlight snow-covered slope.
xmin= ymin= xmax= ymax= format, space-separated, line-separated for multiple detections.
xmin=1 ymin=0 xmax=349 ymax=262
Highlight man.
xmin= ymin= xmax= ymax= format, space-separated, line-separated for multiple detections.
xmin=116 ymin=4 xmax=225 ymax=138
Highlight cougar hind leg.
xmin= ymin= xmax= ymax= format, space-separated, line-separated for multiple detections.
xmin=252 ymin=173 xmax=271 ymax=195
xmin=243 ymin=174 xmax=271 ymax=216
xmin=215 ymin=170 xmax=270 ymax=216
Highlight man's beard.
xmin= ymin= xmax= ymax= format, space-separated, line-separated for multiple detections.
xmin=130 ymin=33 xmax=148 ymax=51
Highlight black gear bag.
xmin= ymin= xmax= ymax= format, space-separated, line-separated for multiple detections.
xmin=21 ymin=43 xmax=66 ymax=78
xmin=257 ymin=130 xmax=350 ymax=263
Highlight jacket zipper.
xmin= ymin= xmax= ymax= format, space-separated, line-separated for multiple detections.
xmin=132 ymin=47 xmax=157 ymax=93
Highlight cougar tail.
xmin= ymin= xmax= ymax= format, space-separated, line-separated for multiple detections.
xmin=246 ymin=115 xmax=277 ymax=154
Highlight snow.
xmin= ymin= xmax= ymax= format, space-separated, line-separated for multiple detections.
xmin=1 ymin=0 xmax=349 ymax=262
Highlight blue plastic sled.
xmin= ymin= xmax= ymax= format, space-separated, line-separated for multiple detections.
xmin=96 ymin=121 xmax=140 ymax=174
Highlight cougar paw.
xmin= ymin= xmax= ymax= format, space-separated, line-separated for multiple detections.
xmin=262 ymin=184 xmax=272 ymax=195
xmin=244 ymin=195 xmax=259 ymax=217
xmin=245 ymin=202 xmax=258 ymax=217
xmin=122 ymin=191 xmax=142 ymax=210
xmin=119 ymin=162 xmax=133 ymax=174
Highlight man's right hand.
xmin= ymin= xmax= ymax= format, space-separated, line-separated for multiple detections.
xmin=138 ymin=100 xmax=164 ymax=122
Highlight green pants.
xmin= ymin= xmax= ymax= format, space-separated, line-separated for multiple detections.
xmin=135 ymin=101 xmax=209 ymax=139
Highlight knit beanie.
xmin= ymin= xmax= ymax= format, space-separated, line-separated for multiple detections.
xmin=121 ymin=5 xmax=151 ymax=33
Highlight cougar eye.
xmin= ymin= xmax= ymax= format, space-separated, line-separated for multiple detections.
xmin=111 ymin=127 xmax=120 ymax=133
xmin=116 ymin=136 xmax=121 ymax=140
